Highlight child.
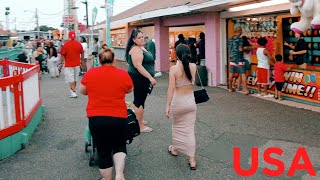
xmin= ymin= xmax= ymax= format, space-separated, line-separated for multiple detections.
xmin=256 ymin=37 xmax=275 ymax=97
xmin=274 ymin=54 xmax=291 ymax=100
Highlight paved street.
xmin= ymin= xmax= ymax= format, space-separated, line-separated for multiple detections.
xmin=1 ymin=62 xmax=320 ymax=180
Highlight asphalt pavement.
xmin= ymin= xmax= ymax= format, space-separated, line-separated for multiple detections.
xmin=1 ymin=61 xmax=320 ymax=180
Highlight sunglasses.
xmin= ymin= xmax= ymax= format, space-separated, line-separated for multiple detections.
xmin=102 ymin=44 xmax=107 ymax=47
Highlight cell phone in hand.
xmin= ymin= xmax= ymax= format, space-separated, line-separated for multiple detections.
xmin=147 ymin=84 xmax=153 ymax=94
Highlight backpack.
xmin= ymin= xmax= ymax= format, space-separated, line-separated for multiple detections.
xmin=125 ymin=109 xmax=140 ymax=144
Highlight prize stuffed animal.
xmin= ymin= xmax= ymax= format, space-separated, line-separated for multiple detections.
xmin=289 ymin=0 xmax=320 ymax=33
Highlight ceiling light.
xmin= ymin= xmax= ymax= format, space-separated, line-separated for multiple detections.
xmin=229 ymin=0 xmax=289 ymax=12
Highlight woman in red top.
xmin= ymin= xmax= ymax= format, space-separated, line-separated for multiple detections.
xmin=80 ymin=48 xmax=133 ymax=180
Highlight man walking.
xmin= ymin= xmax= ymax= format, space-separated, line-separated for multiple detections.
xmin=60 ymin=31 xmax=84 ymax=98
xmin=144 ymin=36 xmax=156 ymax=60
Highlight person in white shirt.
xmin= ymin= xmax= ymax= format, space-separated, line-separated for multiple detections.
xmin=80 ymin=36 xmax=88 ymax=75
xmin=256 ymin=37 xmax=275 ymax=98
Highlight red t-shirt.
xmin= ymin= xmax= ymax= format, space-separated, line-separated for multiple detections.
xmin=81 ymin=66 xmax=133 ymax=118
xmin=60 ymin=40 xmax=84 ymax=67
xmin=274 ymin=62 xmax=289 ymax=82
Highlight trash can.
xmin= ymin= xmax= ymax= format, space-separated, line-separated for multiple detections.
xmin=195 ymin=65 xmax=208 ymax=86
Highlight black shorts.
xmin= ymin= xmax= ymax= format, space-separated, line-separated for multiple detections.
xmin=89 ymin=116 xmax=127 ymax=169
xmin=275 ymin=82 xmax=285 ymax=91
xmin=129 ymin=73 xmax=150 ymax=108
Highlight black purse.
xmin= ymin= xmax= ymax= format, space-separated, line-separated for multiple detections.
xmin=125 ymin=109 xmax=140 ymax=144
xmin=194 ymin=70 xmax=209 ymax=104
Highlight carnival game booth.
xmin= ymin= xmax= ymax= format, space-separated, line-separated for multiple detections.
xmin=0 ymin=58 xmax=44 ymax=160
xmin=227 ymin=13 xmax=320 ymax=106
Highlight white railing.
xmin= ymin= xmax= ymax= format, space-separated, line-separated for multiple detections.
xmin=23 ymin=73 xmax=40 ymax=118
xmin=0 ymin=59 xmax=41 ymax=139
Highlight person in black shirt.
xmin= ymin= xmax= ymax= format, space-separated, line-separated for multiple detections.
xmin=284 ymin=32 xmax=308 ymax=69
xmin=47 ymin=41 xmax=59 ymax=78
xmin=16 ymin=50 xmax=29 ymax=63
xmin=174 ymin=34 xmax=186 ymax=49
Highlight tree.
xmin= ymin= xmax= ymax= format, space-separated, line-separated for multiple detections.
xmin=34 ymin=25 xmax=56 ymax=32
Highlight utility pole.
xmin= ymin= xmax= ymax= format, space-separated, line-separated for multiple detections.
xmin=14 ymin=17 xmax=16 ymax=32
xmin=35 ymin=8 xmax=40 ymax=40
xmin=82 ymin=0 xmax=89 ymax=28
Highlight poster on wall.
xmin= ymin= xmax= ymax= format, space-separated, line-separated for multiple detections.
xmin=248 ymin=65 xmax=320 ymax=104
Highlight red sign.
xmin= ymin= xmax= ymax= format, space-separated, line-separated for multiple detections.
xmin=233 ymin=147 xmax=316 ymax=177
xmin=247 ymin=64 xmax=320 ymax=104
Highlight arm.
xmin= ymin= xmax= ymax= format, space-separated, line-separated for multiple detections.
xmin=131 ymin=47 xmax=156 ymax=85
xmin=49 ymin=48 xmax=53 ymax=58
xmin=79 ymin=83 xmax=87 ymax=95
xmin=264 ymin=49 xmax=275 ymax=64
xmin=81 ymin=52 xmax=84 ymax=62
xmin=284 ymin=41 xmax=295 ymax=50
xmin=166 ymin=67 xmax=176 ymax=118
xmin=292 ymin=50 xmax=307 ymax=55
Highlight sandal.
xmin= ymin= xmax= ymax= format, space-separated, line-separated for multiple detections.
xmin=168 ymin=145 xmax=178 ymax=156
xmin=140 ymin=126 xmax=153 ymax=133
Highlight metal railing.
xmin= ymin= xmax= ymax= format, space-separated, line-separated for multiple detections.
xmin=0 ymin=58 xmax=41 ymax=139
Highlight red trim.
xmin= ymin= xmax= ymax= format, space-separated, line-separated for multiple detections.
xmin=0 ymin=121 xmax=24 ymax=139
xmin=24 ymin=100 xmax=42 ymax=126
xmin=0 ymin=60 xmax=42 ymax=140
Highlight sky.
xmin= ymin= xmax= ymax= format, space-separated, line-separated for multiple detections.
xmin=0 ymin=0 xmax=147 ymax=31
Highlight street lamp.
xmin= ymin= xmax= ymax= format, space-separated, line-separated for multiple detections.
xmin=5 ymin=7 xmax=10 ymax=31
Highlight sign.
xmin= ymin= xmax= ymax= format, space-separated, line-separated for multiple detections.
xmin=247 ymin=64 xmax=320 ymax=104
xmin=63 ymin=16 xmax=74 ymax=23
xmin=105 ymin=0 xmax=114 ymax=47
xmin=92 ymin=7 xmax=98 ymax=25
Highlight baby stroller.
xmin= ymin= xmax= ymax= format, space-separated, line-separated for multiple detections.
xmin=84 ymin=102 xmax=135 ymax=167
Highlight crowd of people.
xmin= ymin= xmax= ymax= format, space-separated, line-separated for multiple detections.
xmin=54 ymin=29 xmax=199 ymax=180
xmin=228 ymin=27 xmax=295 ymax=100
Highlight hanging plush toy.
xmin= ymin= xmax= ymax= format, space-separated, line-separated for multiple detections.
xmin=289 ymin=0 xmax=320 ymax=33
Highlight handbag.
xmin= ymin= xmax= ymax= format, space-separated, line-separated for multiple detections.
xmin=194 ymin=70 xmax=209 ymax=104
xmin=125 ymin=109 xmax=140 ymax=144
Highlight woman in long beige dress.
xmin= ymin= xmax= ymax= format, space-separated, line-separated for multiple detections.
xmin=166 ymin=44 xmax=197 ymax=170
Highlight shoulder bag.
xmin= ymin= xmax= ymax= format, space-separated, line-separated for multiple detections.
xmin=194 ymin=70 xmax=209 ymax=104
xmin=126 ymin=109 xmax=140 ymax=144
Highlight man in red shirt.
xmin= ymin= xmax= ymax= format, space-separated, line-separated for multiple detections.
xmin=60 ymin=31 xmax=84 ymax=98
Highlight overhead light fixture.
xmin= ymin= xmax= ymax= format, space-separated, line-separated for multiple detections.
xmin=229 ymin=0 xmax=289 ymax=12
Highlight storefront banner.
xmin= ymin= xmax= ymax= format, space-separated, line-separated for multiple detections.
xmin=247 ymin=64 xmax=320 ymax=104
xmin=105 ymin=0 xmax=114 ymax=47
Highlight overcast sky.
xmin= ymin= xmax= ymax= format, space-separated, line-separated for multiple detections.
xmin=0 ymin=0 xmax=147 ymax=31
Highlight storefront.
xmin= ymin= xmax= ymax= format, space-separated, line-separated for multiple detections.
xmin=222 ymin=2 xmax=320 ymax=106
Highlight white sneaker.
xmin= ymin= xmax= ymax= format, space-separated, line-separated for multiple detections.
xmin=263 ymin=94 xmax=274 ymax=98
xmin=69 ymin=90 xmax=77 ymax=98
xmin=256 ymin=93 xmax=264 ymax=97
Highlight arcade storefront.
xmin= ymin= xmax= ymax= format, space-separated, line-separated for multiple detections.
xmin=227 ymin=14 xmax=320 ymax=106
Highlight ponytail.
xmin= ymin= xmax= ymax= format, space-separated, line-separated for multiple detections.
xmin=182 ymin=53 xmax=192 ymax=81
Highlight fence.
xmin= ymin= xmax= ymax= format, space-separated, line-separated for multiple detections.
xmin=0 ymin=58 xmax=41 ymax=139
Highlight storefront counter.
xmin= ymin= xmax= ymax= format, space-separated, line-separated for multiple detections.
xmin=112 ymin=46 xmax=126 ymax=61
xmin=247 ymin=64 xmax=320 ymax=106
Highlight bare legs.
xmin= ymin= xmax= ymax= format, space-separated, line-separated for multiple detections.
xmin=113 ymin=152 xmax=126 ymax=180
xmin=69 ymin=81 xmax=76 ymax=91
xmin=133 ymin=105 xmax=145 ymax=129
xmin=99 ymin=152 xmax=126 ymax=180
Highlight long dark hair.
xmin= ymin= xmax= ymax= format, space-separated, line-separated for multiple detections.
xmin=125 ymin=29 xmax=142 ymax=61
xmin=175 ymin=44 xmax=192 ymax=81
